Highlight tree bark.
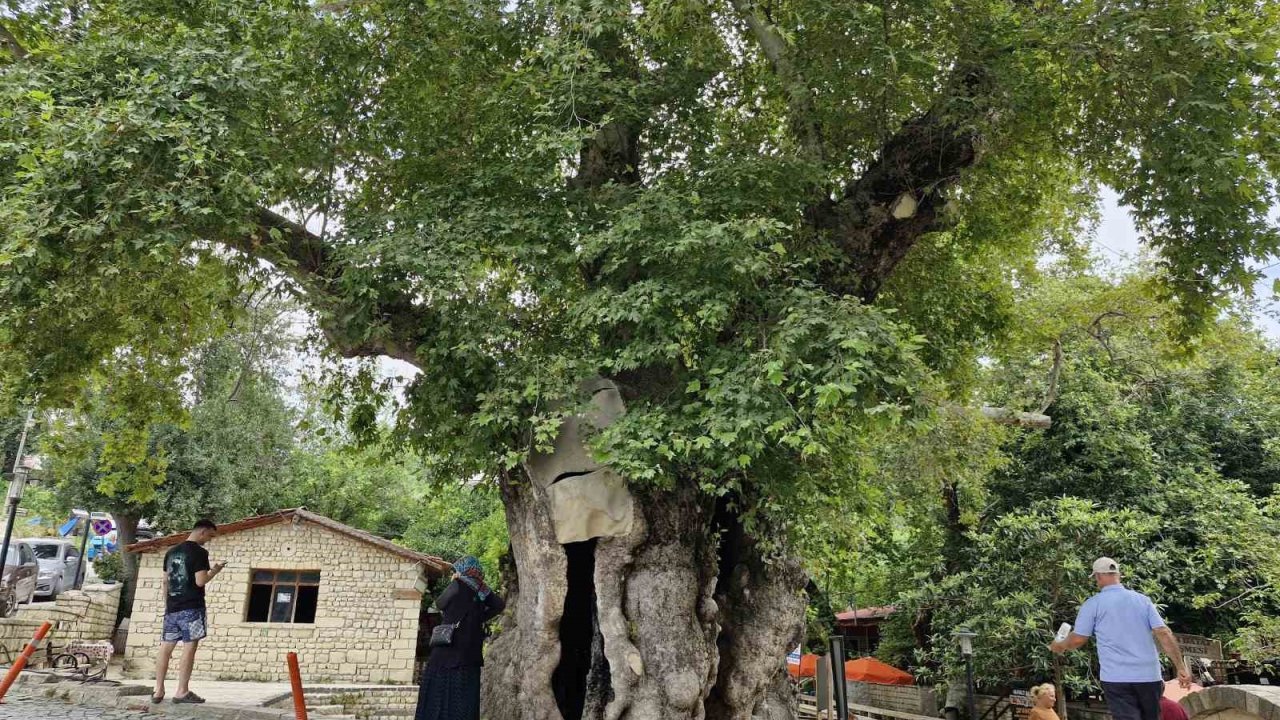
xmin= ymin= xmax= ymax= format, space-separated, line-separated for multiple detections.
xmin=482 ymin=475 xmax=806 ymax=720
xmin=113 ymin=511 xmax=140 ymax=627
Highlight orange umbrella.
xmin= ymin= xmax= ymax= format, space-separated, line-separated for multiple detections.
xmin=786 ymin=654 xmax=914 ymax=685
xmin=844 ymin=657 xmax=914 ymax=685
xmin=788 ymin=653 xmax=818 ymax=679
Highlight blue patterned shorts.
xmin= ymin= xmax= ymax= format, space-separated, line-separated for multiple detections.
xmin=161 ymin=608 xmax=207 ymax=643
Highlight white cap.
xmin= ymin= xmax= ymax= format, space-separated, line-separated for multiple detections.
xmin=1091 ymin=557 xmax=1120 ymax=576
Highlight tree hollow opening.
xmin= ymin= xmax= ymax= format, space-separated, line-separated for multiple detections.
xmin=554 ymin=539 xmax=609 ymax=720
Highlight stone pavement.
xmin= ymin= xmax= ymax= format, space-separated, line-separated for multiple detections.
xmin=2 ymin=692 xmax=153 ymax=719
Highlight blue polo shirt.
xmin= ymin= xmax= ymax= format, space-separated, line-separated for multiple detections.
xmin=1074 ymin=584 xmax=1166 ymax=683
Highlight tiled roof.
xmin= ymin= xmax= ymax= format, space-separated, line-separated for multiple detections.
xmin=124 ymin=508 xmax=451 ymax=575
xmin=835 ymin=606 xmax=896 ymax=622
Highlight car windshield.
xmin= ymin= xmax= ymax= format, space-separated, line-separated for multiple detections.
xmin=29 ymin=544 xmax=60 ymax=560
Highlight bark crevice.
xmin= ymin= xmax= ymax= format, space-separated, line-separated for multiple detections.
xmin=555 ymin=539 xmax=611 ymax=720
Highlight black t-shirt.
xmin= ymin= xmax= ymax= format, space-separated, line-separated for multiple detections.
xmin=163 ymin=541 xmax=210 ymax=614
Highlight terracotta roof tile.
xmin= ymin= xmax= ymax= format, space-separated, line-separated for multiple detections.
xmin=125 ymin=508 xmax=452 ymax=575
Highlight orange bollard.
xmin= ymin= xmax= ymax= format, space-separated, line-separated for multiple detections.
xmin=287 ymin=651 xmax=309 ymax=720
xmin=0 ymin=621 xmax=52 ymax=703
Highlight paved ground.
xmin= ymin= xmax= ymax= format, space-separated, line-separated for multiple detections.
xmin=2 ymin=693 xmax=152 ymax=719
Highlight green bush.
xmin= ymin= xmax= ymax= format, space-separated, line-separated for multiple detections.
xmin=93 ymin=552 xmax=123 ymax=584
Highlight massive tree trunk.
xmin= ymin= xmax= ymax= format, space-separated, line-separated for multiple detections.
xmin=482 ymin=474 xmax=806 ymax=720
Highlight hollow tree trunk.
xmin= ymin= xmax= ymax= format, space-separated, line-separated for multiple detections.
xmin=482 ymin=473 xmax=806 ymax=720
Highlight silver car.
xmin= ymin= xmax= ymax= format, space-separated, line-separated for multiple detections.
xmin=24 ymin=538 xmax=83 ymax=599
xmin=1 ymin=541 xmax=39 ymax=615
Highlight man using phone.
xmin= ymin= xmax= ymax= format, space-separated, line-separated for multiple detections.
xmin=152 ymin=519 xmax=225 ymax=705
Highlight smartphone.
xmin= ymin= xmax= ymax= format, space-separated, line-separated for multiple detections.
xmin=1055 ymin=622 xmax=1072 ymax=642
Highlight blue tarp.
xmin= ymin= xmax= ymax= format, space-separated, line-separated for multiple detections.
xmin=58 ymin=516 xmax=80 ymax=537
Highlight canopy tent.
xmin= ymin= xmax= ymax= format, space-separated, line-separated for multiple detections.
xmin=786 ymin=654 xmax=914 ymax=685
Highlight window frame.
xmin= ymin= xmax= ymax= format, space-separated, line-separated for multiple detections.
xmin=244 ymin=569 xmax=322 ymax=624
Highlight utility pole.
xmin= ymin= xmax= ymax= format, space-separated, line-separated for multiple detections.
xmin=74 ymin=512 xmax=91 ymax=590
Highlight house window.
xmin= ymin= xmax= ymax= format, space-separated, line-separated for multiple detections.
xmin=246 ymin=570 xmax=321 ymax=623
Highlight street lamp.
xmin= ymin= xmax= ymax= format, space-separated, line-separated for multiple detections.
xmin=1 ymin=410 xmax=35 ymax=583
xmin=0 ymin=466 xmax=29 ymax=577
xmin=954 ymin=628 xmax=979 ymax=720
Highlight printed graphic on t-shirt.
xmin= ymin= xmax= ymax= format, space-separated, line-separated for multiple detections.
xmin=166 ymin=553 xmax=190 ymax=598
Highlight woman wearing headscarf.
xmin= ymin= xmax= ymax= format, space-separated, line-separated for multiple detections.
xmin=415 ymin=556 xmax=506 ymax=720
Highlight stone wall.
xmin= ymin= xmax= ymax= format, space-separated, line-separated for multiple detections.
xmin=266 ymin=685 xmax=420 ymax=719
xmin=124 ymin=520 xmax=428 ymax=684
xmin=0 ymin=584 xmax=121 ymax=658
xmin=973 ymin=692 xmax=1113 ymax=720
xmin=849 ymin=681 xmax=939 ymax=716
xmin=0 ymin=616 xmax=47 ymax=659
xmin=1183 ymin=684 xmax=1280 ymax=720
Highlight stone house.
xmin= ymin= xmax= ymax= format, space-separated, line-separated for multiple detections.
xmin=124 ymin=508 xmax=450 ymax=684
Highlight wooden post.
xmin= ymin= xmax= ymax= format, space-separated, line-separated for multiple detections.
xmin=287 ymin=652 xmax=309 ymax=720
xmin=816 ymin=655 xmax=833 ymax=719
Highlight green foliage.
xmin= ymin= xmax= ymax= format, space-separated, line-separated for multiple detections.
xmin=17 ymin=483 xmax=67 ymax=534
xmin=877 ymin=275 xmax=1280 ymax=685
xmin=93 ymin=550 xmax=123 ymax=584
xmin=1 ymin=0 xmax=1277 ymax=549
xmin=39 ymin=297 xmax=298 ymax=523
xmin=902 ymin=497 xmax=1162 ymax=687
xmin=2 ymin=6 xmax=1280 ymax=690
xmin=400 ymin=483 xmax=508 ymax=585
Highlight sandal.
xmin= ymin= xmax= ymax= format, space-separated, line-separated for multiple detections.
xmin=151 ymin=693 xmax=164 ymax=704
xmin=173 ymin=691 xmax=206 ymax=704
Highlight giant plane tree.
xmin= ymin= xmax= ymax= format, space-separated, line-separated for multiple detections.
xmin=3 ymin=1 xmax=1280 ymax=718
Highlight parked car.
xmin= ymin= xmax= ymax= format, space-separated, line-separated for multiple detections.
xmin=24 ymin=538 xmax=84 ymax=599
xmin=1 ymin=541 xmax=39 ymax=617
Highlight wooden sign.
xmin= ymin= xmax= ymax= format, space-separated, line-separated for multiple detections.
xmin=1010 ymin=688 xmax=1034 ymax=720
xmin=1174 ymin=633 xmax=1223 ymax=661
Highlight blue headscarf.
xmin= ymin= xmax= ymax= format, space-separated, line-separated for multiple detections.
xmin=454 ymin=556 xmax=491 ymax=600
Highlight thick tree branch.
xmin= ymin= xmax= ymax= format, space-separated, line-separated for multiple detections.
xmin=0 ymin=22 xmax=30 ymax=60
xmin=567 ymin=24 xmax=645 ymax=193
xmin=809 ymin=70 xmax=988 ymax=301
xmin=728 ymin=0 xmax=824 ymax=159
xmin=570 ymin=119 xmax=641 ymax=190
xmin=236 ymin=207 xmax=340 ymax=287
xmin=980 ymin=406 xmax=1052 ymax=429
xmin=219 ymin=208 xmax=429 ymax=367
xmin=1038 ymin=338 xmax=1064 ymax=414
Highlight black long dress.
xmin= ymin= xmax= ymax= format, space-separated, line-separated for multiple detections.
xmin=415 ymin=579 xmax=506 ymax=720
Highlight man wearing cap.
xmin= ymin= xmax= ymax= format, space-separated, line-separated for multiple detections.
xmin=1050 ymin=558 xmax=1192 ymax=720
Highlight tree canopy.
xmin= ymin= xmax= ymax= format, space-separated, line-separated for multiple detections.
xmin=4 ymin=2 xmax=1280 ymax=714
xmin=4 ymin=0 xmax=1279 ymax=520
xmin=867 ymin=273 xmax=1280 ymax=689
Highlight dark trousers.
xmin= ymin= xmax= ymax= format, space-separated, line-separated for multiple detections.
xmin=1102 ymin=681 xmax=1164 ymax=720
